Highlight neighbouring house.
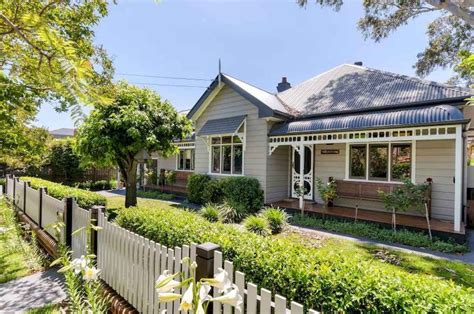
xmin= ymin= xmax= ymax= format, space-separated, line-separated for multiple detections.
xmin=49 ymin=128 xmax=76 ymax=139
xmin=144 ymin=63 xmax=474 ymax=240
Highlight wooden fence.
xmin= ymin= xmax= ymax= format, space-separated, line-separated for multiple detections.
xmin=4 ymin=175 xmax=318 ymax=314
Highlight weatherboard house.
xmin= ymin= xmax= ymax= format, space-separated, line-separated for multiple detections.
xmin=146 ymin=63 xmax=474 ymax=240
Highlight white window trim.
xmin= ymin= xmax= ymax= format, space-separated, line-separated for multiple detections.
xmin=176 ymin=148 xmax=195 ymax=172
xmin=345 ymin=141 xmax=414 ymax=184
xmin=208 ymin=134 xmax=245 ymax=176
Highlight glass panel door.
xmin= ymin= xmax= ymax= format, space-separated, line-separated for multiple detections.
xmin=291 ymin=145 xmax=313 ymax=199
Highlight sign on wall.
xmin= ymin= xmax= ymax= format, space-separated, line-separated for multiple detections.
xmin=321 ymin=149 xmax=340 ymax=154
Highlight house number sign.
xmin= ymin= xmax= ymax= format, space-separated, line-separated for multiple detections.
xmin=321 ymin=149 xmax=339 ymax=154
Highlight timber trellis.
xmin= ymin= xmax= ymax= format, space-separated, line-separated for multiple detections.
xmin=4 ymin=175 xmax=318 ymax=314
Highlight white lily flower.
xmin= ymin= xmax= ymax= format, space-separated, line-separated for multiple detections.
xmin=179 ymin=283 xmax=194 ymax=312
xmin=157 ymin=292 xmax=181 ymax=302
xmin=83 ymin=266 xmax=100 ymax=281
xmin=156 ymin=270 xmax=181 ymax=293
xmin=202 ymin=268 xmax=232 ymax=293
xmin=71 ymin=255 xmax=87 ymax=274
xmin=210 ymin=286 xmax=243 ymax=310
xmin=199 ymin=284 xmax=211 ymax=301
xmin=196 ymin=300 xmax=205 ymax=314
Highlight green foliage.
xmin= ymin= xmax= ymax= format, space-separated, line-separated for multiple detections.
xmin=75 ymin=81 xmax=191 ymax=207
xmin=201 ymin=179 xmax=223 ymax=204
xmin=187 ymin=174 xmax=211 ymax=204
xmin=219 ymin=177 xmax=264 ymax=213
xmin=200 ymin=203 xmax=220 ymax=222
xmin=378 ymin=179 xmax=430 ymax=213
xmin=115 ymin=205 xmax=474 ymax=312
xmin=75 ymin=180 xmax=113 ymax=191
xmin=315 ymin=177 xmax=338 ymax=204
xmin=291 ymin=214 xmax=468 ymax=254
xmin=22 ymin=177 xmax=106 ymax=209
xmin=218 ymin=201 xmax=247 ymax=224
xmin=260 ymin=207 xmax=288 ymax=234
xmin=244 ymin=215 xmax=271 ymax=236
xmin=164 ymin=170 xmax=177 ymax=185
xmin=136 ymin=190 xmax=175 ymax=201
xmin=46 ymin=139 xmax=84 ymax=185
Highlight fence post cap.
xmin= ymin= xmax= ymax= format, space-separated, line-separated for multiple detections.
xmin=91 ymin=205 xmax=106 ymax=213
xmin=196 ymin=242 xmax=220 ymax=259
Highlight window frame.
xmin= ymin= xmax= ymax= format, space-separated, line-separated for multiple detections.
xmin=176 ymin=148 xmax=195 ymax=172
xmin=346 ymin=142 xmax=413 ymax=183
xmin=209 ymin=134 xmax=244 ymax=176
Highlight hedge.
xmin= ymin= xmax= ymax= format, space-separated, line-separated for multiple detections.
xmin=21 ymin=177 xmax=106 ymax=209
xmin=115 ymin=205 xmax=474 ymax=312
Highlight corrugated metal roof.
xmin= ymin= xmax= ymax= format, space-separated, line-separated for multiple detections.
xmin=278 ymin=64 xmax=473 ymax=116
xmin=269 ymin=105 xmax=466 ymax=136
xmin=197 ymin=115 xmax=246 ymax=136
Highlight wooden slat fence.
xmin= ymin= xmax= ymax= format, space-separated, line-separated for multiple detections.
xmin=6 ymin=176 xmax=13 ymax=198
xmin=41 ymin=193 xmax=64 ymax=240
xmin=15 ymin=180 xmax=24 ymax=210
xmin=71 ymin=202 xmax=91 ymax=259
xmin=25 ymin=185 xmax=40 ymax=223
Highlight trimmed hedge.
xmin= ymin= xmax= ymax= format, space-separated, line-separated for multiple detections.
xmin=115 ymin=205 xmax=474 ymax=312
xmin=187 ymin=174 xmax=264 ymax=213
xmin=21 ymin=177 xmax=106 ymax=209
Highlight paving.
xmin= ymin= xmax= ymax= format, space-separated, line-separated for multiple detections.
xmin=0 ymin=268 xmax=66 ymax=313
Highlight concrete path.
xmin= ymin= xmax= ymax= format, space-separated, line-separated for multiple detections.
xmin=0 ymin=268 xmax=66 ymax=313
xmin=290 ymin=225 xmax=474 ymax=265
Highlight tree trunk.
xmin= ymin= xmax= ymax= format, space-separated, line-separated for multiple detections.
xmin=125 ymin=161 xmax=138 ymax=208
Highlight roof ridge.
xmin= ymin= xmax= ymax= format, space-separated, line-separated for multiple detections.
xmin=345 ymin=63 xmax=473 ymax=95
xmin=221 ymin=73 xmax=275 ymax=96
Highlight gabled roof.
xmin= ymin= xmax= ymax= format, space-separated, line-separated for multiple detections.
xmin=278 ymin=64 xmax=473 ymax=117
xmin=270 ymin=105 xmax=467 ymax=136
xmin=187 ymin=74 xmax=292 ymax=120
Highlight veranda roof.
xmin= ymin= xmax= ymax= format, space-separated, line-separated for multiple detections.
xmin=269 ymin=105 xmax=468 ymax=136
xmin=197 ymin=115 xmax=246 ymax=136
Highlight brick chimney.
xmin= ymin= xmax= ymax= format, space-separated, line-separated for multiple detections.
xmin=277 ymin=77 xmax=291 ymax=92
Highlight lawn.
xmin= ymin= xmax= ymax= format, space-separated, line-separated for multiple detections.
xmin=108 ymin=196 xmax=474 ymax=290
xmin=0 ymin=198 xmax=44 ymax=283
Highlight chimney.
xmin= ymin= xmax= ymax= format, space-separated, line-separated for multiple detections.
xmin=354 ymin=61 xmax=363 ymax=66
xmin=277 ymin=77 xmax=291 ymax=92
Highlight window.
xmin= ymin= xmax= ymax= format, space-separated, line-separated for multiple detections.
xmin=211 ymin=135 xmax=244 ymax=175
xmin=348 ymin=143 xmax=412 ymax=182
xmin=177 ymin=149 xmax=194 ymax=171
xmin=349 ymin=145 xmax=366 ymax=179
xmin=369 ymin=144 xmax=388 ymax=181
xmin=391 ymin=144 xmax=411 ymax=181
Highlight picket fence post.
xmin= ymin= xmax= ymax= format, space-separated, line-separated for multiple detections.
xmin=12 ymin=177 xmax=16 ymax=207
xmin=38 ymin=187 xmax=47 ymax=229
xmin=196 ymin=242 xmax=220 ymax=281
xmin=23 ymin=181 xmax=29 ymax=212
xmin=63 ymin=197 xmax=74 ymax=247
xmin=90 ymin=205 xmax=105 ymax=256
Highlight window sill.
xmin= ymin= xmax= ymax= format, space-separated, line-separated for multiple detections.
xmin=343 ymin=178 xmax=406 ymax=185
xmin=208 ymin=172 xmax=245 ymax=177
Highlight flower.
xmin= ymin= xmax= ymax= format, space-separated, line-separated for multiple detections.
xmin=202 ymin=268 xmax=232 ymax=293
xmin=179 ymin=283 xmax=194 ymax=312
xmin=157 ymin=292 xmax=181 ymax=302
xmin=156 ymin=270 xmax=181 ymax=293
xmin=83 ymin=266 xmax=100 ymax=281
xmin=210 ymin=286 xmax=243 ymax=311
xmin=196 ymin=300 xmax=205 ymax=314
xmin=71 ymin=255 xmax=87 ymax=274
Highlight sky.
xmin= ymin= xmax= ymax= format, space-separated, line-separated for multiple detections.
xmin=35 ymin=0 xmax=450 ymax=130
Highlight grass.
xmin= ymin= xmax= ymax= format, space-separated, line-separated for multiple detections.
xmin=291 ymin=213 xmax=469 ymax=254
xmin=108 ymin=197 xmax=474 ymax=290
xmin=0 ymin=197 xmax=45 ymax=283
xmin=27 ymin=304 xmax=61 ymax=314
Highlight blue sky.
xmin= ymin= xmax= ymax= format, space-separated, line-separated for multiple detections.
xmin=36 ymin=0 xmax=449 ymax=129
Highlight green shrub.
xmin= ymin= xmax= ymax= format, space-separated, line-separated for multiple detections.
xmin=291 ymin=214 xmax=469 ymax=254
xmin=218 ymin=201 xmax=247 ymax=223
xmin=21 ymin=177 xmax=106 ymax=209
xmin=187 ymin=174 xmax=211 ymax=204
xmin=202 ymin=179 xmax=223 ymax=204
xmin=137 ymin=190 xmax=175 ymax=201
xmin=244 ymin=215 xmax=271 ymax=236
xmin=76 ymin=180 xmax=113 ymax=191
xmin=200 ymin=203 xmax=220 ymax=222
xmin=260 ymin=207 xmax=288 ymax=234
xmin=0 ymin=178 xmax=5 ymax=188
xmin=115 ymin=205 xmax=474 ymax=312
xmin=220 ymin=177 xmax=263 ymax=213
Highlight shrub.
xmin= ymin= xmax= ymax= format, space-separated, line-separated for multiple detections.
xmin=115 ymin=205 xmax=474 ymax=312
xmin=244 ymin=215 xmax=271 ymax=236
xmin=260 ymin=207 xmax=288 ymax=234
xmin=201 ymin=179 xmax=223 ymax=204
xmin=218 ymin=202 xmax=247 ymax=223
xmin=0 ymin=178 xmax=5 ymax=188
xmin=291 ymin=214 xmax=469 ymax=254
xmin=136 ymin=190 xmax=175 ymax=201
xmin=200 ymin=203 xmax=220 ymax=222
xmin=76 ymin=180 xmax=113 ymax=191
xmin=21 ymin=177 xmax=106 ymax=209
xmin=187 ymin=174 xmax=211 ymax=204
xmin=220 ymin=177 xmax=264 ymax=214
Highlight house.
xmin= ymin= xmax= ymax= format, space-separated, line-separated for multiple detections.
xmin=49 ymin=128 xmax=76 ymax=139
xmin=146 ymin=63 xmax=474 ymax=239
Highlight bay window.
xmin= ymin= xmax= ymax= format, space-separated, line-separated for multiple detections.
xmin=211 ymin=135 xmax=243 ymax=175
xmin=349 ymin=143 xmax=412 ymax=182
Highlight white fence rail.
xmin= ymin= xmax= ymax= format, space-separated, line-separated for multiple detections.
xmin=6 ymin=177 xmax=13 ymax=198
xmin=71 ymin=202 xmax=91 ymax=259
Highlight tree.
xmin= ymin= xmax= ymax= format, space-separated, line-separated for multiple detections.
xmin=298 ymin=0 xmax=473 ymax=85
xmin=75 ymin=82 xmax=192 ymax=207
xmin=0 ymin=0 xmax=115 ymax=117
xmin=46 ymin=138 xmax=85 ymax=185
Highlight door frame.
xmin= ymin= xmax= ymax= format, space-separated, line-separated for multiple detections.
xmin=290 ymin=145 xmax=314 ymax=200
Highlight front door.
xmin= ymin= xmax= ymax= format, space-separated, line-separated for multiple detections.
xmin=291 ymin=145 xmax=313 ymax=200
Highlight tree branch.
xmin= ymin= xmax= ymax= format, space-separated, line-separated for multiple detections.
xmin=39 ymin=0 xmax=63 ymax=16
xmin=426 ymin=0 xmax=474 ymax=26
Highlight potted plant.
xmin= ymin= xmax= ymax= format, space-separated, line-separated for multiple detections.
xmin=316 ymin=177 xmax=338 ymax=207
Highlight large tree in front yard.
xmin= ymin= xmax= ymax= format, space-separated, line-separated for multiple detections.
xmin=75 ymin=82 xmax=191 ymax=207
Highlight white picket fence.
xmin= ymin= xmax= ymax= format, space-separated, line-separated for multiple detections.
xmin=71 ymin=202 xmax=91 ymax=259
